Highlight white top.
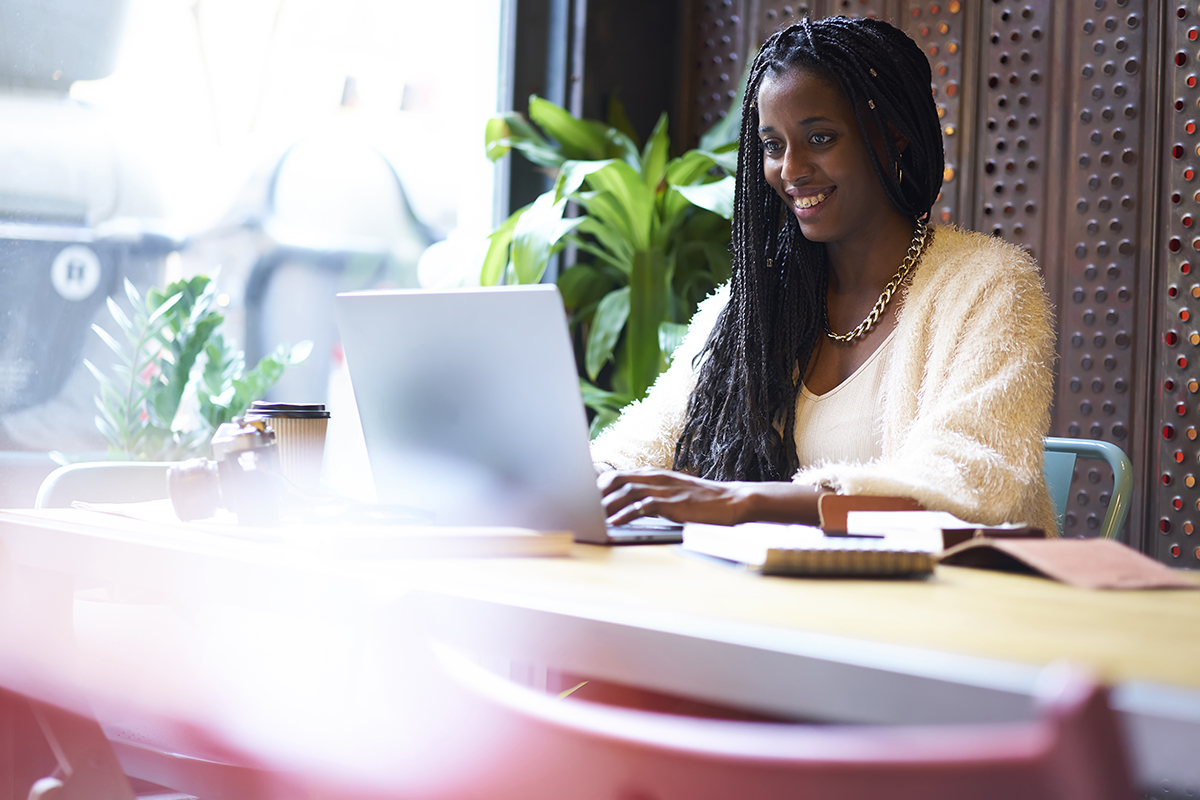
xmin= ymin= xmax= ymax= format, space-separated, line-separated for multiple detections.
xmin=794 ymin=330 xmax=896 ymax=468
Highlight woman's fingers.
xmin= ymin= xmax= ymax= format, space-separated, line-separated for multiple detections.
xmin=597 ymin=469 xmax=739 ymax=525
xmin=599 ymin=474 xmax=667 ymax=520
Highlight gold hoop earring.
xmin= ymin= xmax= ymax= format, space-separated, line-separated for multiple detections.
xmin=895 ymin=162 xmax=903 ymax=185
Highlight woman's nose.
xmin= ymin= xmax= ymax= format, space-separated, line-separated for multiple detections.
xmin=779 ymin=147 xmax=811 ymax=184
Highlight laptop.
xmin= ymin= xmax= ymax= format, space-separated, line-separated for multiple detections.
xmin=333 ymin=285 xmax=683 ymax=544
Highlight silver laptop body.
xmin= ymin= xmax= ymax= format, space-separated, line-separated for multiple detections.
xmin=334 ymin=285 xmax=679 ymax=544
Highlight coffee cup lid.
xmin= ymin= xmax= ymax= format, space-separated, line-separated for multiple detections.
xmin=246 ymin=401 xmax=331 ymax=419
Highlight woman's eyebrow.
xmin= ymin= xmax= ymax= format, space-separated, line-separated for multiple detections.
xmin=758 ymin=116 xmax=835 ymax=134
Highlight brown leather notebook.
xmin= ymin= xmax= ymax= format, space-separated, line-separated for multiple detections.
xmin=817 ymin=494 xmax=1045 ymax=548
xmin=939 ymin=538 xmax=1200 ymax=590
xmin=817 ymin=494 xmax=923 ymax=531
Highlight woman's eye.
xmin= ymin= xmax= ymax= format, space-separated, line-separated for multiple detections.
xmin=810 ymin=133 xmax=835 ymax=145
xmin=761 ymin=140 xmax=781 ymax=155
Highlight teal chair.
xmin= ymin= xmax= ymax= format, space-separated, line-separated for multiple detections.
xmin=1043 ymin=437 xmax=1133 ymax=539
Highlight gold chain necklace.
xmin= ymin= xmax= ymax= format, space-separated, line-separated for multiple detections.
xmin=824 ymin=223 xmax=931 ymax=344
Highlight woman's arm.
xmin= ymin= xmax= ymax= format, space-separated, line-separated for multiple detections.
xmin=600 ymin=468 xmax=829 ymax=526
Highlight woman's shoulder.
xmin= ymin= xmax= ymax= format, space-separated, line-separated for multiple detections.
xmin=924 ymin=224 xmax=1042 ymax=283
xmin=673 ymin=282 xmax=730 ymax=363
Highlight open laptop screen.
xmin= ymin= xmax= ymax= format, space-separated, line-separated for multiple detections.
xmin=334 ymin=285 xmax=608 ymax=542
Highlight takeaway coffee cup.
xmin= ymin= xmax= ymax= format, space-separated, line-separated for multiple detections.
xmin=243 ymin=402 xmax=331 ymax=489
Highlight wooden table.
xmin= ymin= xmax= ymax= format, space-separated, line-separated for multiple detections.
xmin=0 ymin=508 xmax=1197 ymax=794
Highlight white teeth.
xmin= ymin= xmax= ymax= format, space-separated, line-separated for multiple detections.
xmin=794 ymin=192 xmax=829 ymax=209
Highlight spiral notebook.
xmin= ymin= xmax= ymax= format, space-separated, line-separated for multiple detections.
xmin=682 ymin=522 xmax=939 ymax=578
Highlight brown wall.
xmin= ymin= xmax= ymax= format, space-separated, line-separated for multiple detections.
xmin=677 ymin=0 xmax=1200 ymax=566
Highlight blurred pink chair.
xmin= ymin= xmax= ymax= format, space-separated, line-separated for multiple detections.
xmin=426 ymin=645 xmax=1136 ymax=800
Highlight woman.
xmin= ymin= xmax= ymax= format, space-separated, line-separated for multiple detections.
xmin=593 ymin=16 xmax=1057 ymax=532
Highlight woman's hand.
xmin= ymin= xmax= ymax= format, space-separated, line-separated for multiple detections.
xmin=598 ymin=468 xmax=751 ymax=526
xmin=598 ymin=469 xmax=831 ymax=527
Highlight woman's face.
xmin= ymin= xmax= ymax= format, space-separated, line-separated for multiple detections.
xmin=756 ymin=66 xmax=904 ymax=245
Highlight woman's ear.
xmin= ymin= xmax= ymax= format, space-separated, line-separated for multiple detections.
xmin=887 ymin=123 xmax=909 ymax=156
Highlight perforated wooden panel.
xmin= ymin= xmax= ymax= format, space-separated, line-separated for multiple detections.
xmin=685 ymin=0 xmax=749 ymax=147
xmin=900 ymin=1 xmax=971 ymax=226
xmin=1052 ymin=1 xmax=1149 ymax=537
xmin=1155 ymin=2 xmax=1200 ymax=565
xmin=679 ymin=0 xmax=1200 ymax=563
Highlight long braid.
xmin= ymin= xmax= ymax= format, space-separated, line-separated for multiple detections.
xmin=673 ymin=16 xmax=944 ymax=482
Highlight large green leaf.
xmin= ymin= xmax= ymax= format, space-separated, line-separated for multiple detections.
xmin=481 ymin=205 xmax=526 ymax=286
xmin=583 ymin=161 xmax=653 ymax=250
xmin=573 ymin=190 xmax=636 ymax=249
xmin=529 ymin=96 xmax=608 ymax=159
xmin=627 ymin=248 xmax=671 ymax=398
xmin=558 ymin=264 xmax=618 ymax=312
xmin=666 ymin=149 xmax=717 ymax=186
xmin=640 ymin=113 xmax=670 ymax=194
xmin=484 ymin=117 xmax=511 ymax=161
xmin=556 ymin=159 xmax=617 ymax=201
xmin=705 ymin=141 xmax=739 ymax=173
xmin=585 ymin=286 xmax=629 ymax=381
xmin=675 ymin=176 xmax=735 ymax=220
xmin=510 ymin=190 xmax=584 ymax=285
xmin=572 ymin=214 xmax=634 ymax=273
xmin=484 ymin=112 xmax=563 ymax=168
xmin=579 ymin=378 xmax=630 ymax=411
xmin=567 ymin=235 xmax=630 ymax=276
xmin=604 ymin=128 xmax=642 ymax=170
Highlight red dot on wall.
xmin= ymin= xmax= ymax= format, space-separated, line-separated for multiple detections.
xmin=1161 ymin=517 xmax=1173 ymax=532
xmin=1190 ymin=122 xmax=1198 ymax=134
xmin=1163 ymin=473 xmax=1175 ymax=486
xmin=1178 ymin=52 xmax=1189 ymax=67
xmin=1178 ymin=402 xmax=1188 ymax=415
xmin=1172 ymin=544 xmax=1182 ymax=557
xmin=1181 ymin=356 xmax=1191 ymax=368
xmin=1176 ymin=144 xmax=1187 ymax=159
xmin=1179 ymin=100 xmax=1189 ymax=112
xmin=1188 ymin=168 xmax=1196 ymax=180
xmin=1187 ymin=215 xmax=1195 ymax=227
xmin=1176 ymin=494 xmax=1186 ymax=507
xmin=1170 ymin=285 xmax=1180 ymax=297
xmin=1168 ymin=331 xmax=1181 ymax=346
xmin=1185 ymin=263 xmax=1194 ymax=274
xmin=1164 ymin=424 xmax=1177 ymax=439
xmin=1177 ymin=452 xmax=1187 ymax=464
xmin=1184 ymin=309 xmax=1192 ymax=321
xmin=1172 ymin=238 xmax=1183 ymax=252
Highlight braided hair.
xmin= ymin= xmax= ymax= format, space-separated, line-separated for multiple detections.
xmin=672 ymin=16 xmax=945 ymax=482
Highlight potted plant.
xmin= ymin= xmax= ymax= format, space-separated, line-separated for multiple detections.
xmin=482 ymin=96 xmax=739 ymax=436
xmin=87 ymin=275 xmax=310 ymax=461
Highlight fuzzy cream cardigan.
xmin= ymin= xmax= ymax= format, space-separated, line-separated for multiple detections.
xmin=591 ymin=225 xmax=1058 ymax=532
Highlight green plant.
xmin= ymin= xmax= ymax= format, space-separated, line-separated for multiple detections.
xmin=86 ymin=275 xmax=311 ymax=461
xmin=483 ymin=96 xmax=739 ymax=436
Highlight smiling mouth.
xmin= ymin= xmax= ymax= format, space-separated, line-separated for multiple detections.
xmin=793 ymin=191 xmax=830 ymax=210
